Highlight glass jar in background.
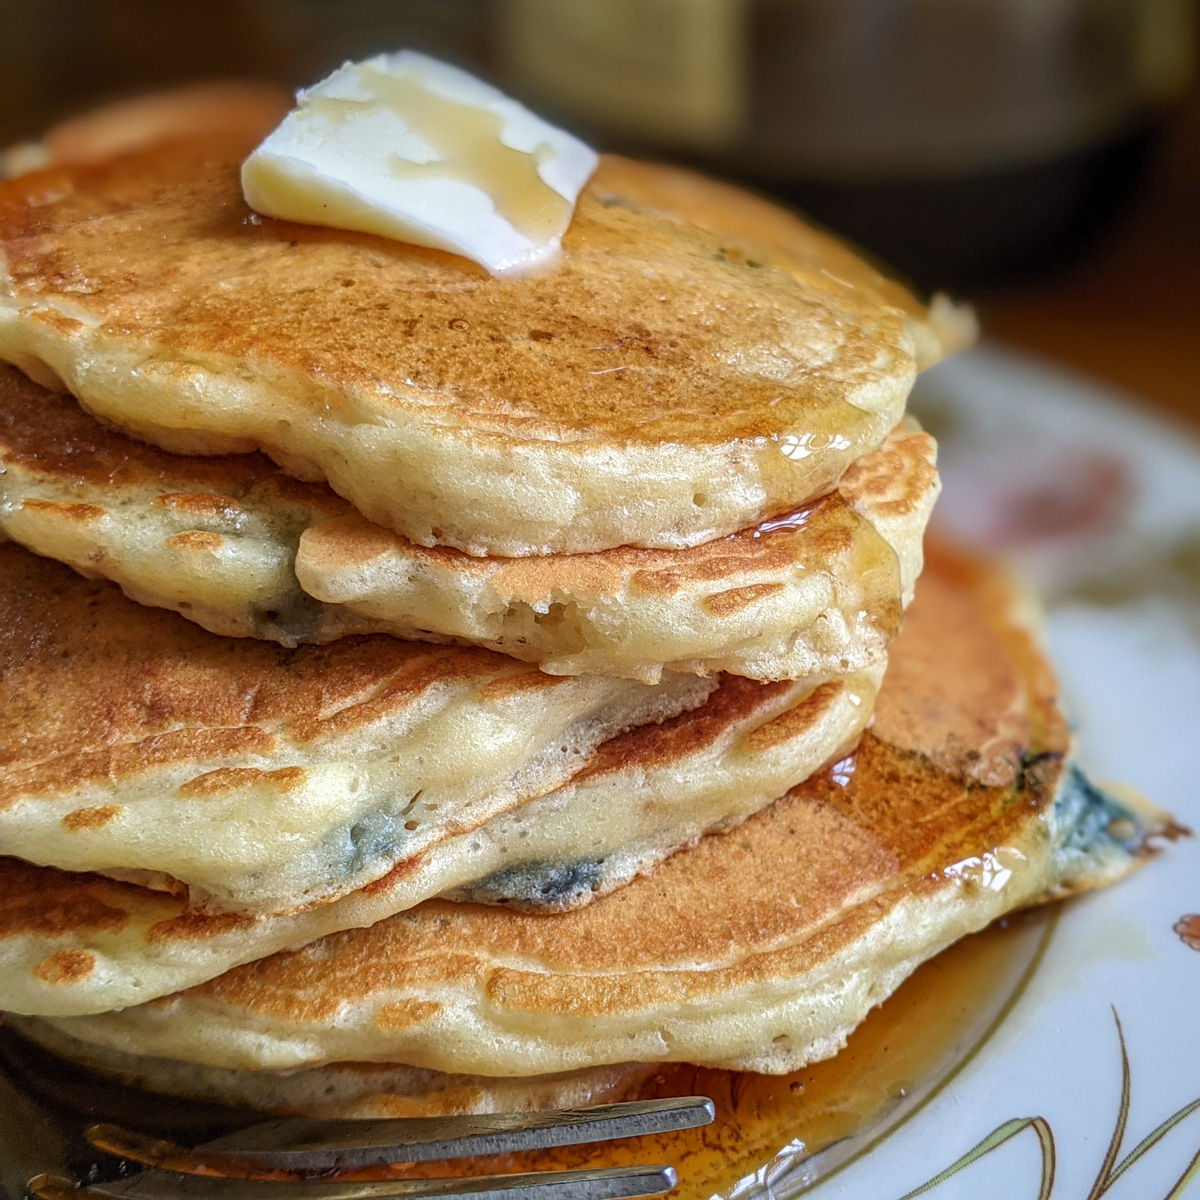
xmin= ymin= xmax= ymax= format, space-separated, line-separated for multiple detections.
xmin=496 ymin=0 xmax=1196 ymax=290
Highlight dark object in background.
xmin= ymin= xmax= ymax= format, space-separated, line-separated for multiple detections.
xmin=498 ymin=0 xmax=1195 ymax=291
xmin=1 ymin=0 xmax=1193 ymax=292
xmin=777 ymin=125 xmax=1160 ymax=292
xmin=0 ymin=2 xmax=490 ymax=146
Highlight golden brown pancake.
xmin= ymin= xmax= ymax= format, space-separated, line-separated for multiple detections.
xmin=0 ymin=140 xmax=956 ymax=556
xmin=3 ymin=1021 xmax=656 ymax=1119
xmin=0 ymin=364 xmax=937 ymax=681
xmin=0 ymin=363 xmax=363 ymax=645
xmin=592 ymin=156 xmax=977 ymax=363
xmin=0 ymin=664 xmax=879 ymax=1017
xmin=8 ymin=551 xmax=1169 ymax=1101
xmin=295 ymin=427 xmax=938 ymax=682
xmin=0 ymin=541 xmax=711 ymax=916
xmin=0 ymin=81 xmax=291 ymax=179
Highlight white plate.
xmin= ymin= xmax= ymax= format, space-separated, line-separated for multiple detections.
xmin=770 ymin=343 xmax=1200 ymax=1199
xmin=2 ymin=344 xmax=1197 ymax=1200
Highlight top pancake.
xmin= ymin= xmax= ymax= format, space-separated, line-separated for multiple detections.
xmin=18 ymin=550 xmax=1167 ymax=1083
xmin=0 ymin=137 xmax=954 ymax=555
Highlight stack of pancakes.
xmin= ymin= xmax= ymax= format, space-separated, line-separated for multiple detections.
xmin=0 ymin=122 xmax=1166 ymax=1118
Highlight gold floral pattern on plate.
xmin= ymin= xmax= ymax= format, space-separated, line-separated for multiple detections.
xmin=896 ymin=1013 xmax=1200 ymax=1200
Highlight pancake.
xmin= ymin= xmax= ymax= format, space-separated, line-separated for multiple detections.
xmin=592 ymin=155 xmax=977 ymax=365
xmin=7 ymin=552 xmax=1171 ymax=1097
xmin=0 ymin=542 xmax=711 ymax=916
xmin=294 ymin=427 xmax=938 ymax=682
xmin=2 ymin=1024 xmax=657 ymax=1119
xmin=0 ymin=363 xmax=366 ymax=647
xmin=0 ymin=665 xmax=878 ymax=1017
xmin=0 ymin=81 xmax=291 ymax=179
xmin=0 ymin=139 xmax=958 ymax=557
xmin=0 ymin=365 xmax=938 ymax=682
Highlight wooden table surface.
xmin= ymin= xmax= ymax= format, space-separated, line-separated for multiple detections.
xmin=981 ymin=78 xmax=1200 ymax=431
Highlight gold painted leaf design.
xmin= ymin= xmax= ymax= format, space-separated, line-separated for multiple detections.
xmin=893 ymin=1011 xmax=1200 ymax=1200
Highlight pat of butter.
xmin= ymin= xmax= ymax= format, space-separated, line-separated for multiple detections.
xmin=241 ymin=51 xmax=598 ymax=275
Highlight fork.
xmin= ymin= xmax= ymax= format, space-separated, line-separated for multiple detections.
xmin=23 ymin=1097 xmax=716 ymax=1200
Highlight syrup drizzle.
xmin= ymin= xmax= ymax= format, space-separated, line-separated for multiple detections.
xmin=309 ymin=66 xmax=569 ymax=243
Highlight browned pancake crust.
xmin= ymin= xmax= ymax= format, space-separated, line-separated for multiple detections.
xmin=0 ymin=142 xmax=905 ymax=446
xmin=0 ymin=359 xmax=339 ymax=508
xmin=570 ymin=676 xmax=825 ymax=785
xmin=874 ymin=545 xmax=1061 ymax=786
xmin=0 ymin=670 xmax=844 ymax=945
xmin=0 ymin=859 xmax=160 ymax=942
xmin=0 ymin=552 xmax=1021 ymax=978
xmin=176 ymin=557 xmax=1068 ymax=1021
xmin=0 ymin=663 xmax=861 ymax=1011
xmin=0 ymin=362 xmax=935 ymax=679
xmin=0 ymin=138 xmax=936 ymax=555
xmin=0 ymin=543 xmax=571 ymax=809
xmin=305 ymin=428 xmax=937 ymax=598
xmin=591 ymin=156 xmax=928 ymax=327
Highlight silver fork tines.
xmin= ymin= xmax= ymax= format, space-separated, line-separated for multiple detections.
xmin=34 ymin=1164 xmax=679 ymax=1200
xmin=30 ymin=1097 xmax=715 ymax=1200
xmin=86 ymin=1097 xmax=715 ymax=1172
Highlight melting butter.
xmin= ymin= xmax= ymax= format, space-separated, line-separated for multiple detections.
xmin=241 ymin=51 xmax=597 ymax=275
xmin=309 ymin=68 xmax=570 ymax=244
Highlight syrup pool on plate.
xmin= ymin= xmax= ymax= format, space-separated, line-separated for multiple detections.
xmin=0 ymin=908 xmax=1050 ymax=1198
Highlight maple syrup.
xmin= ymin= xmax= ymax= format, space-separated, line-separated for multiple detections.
xmin=390 ymin=910 xmax=1050 ymax=1199
xmin=0 ymin=909 xmax=1051 ymax=1199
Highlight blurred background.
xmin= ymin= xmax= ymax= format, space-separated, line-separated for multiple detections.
xmin=0 ymin=0 xmax=1197 ymax=427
